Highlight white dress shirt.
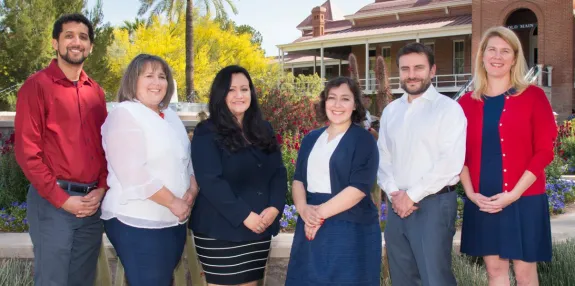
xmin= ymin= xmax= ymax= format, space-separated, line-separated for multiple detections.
xmin=306 ymin=130 xmax=345 ymax=194
xmin=100 ymin=101 xmax=194 ymax=228
xmin=377 ymin=85 xmax=466 ymax=203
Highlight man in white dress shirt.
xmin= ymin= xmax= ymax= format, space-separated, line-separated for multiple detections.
xmin=377 ymin=43 xmax=466 ymax=286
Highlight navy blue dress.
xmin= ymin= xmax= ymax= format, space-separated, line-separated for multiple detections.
xmin=460 ymin=89 xmax=552 ymax=262
xmin=285 ymin=126 xmax=382 ymax=286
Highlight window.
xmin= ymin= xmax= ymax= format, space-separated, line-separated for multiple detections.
xmin=453 ymin=40 xmax=465 ymax=74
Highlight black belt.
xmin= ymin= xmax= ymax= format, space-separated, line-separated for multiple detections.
xmin=57 ymin=180 xmax=98 ymax=194
xmin=434 ymin=185 xmax=455 ymax=196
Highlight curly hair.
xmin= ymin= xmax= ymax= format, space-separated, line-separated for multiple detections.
xmin=207 ymin=65 xmax=278 ymax=153
xmin=315 ymin=77 xmax=366 ymax=124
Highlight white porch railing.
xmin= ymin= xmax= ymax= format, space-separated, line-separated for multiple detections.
xmin=359 ymin=73 xmax=473 ymax=94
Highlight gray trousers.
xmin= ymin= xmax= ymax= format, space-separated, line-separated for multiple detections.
xmin=27 ymin=185 xmax=103 ymax=286
xmin=384 ymin=191 xmax=458 ymax=286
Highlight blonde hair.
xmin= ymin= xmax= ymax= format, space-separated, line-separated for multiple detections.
xmin=472 ymin=26 xmax=529 ymax=100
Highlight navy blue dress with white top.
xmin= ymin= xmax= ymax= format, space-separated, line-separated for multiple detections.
xmin=285 ymin=124 xmax=381 ymax=286
xmin=460 ymin=89 xmax=552 ymax=262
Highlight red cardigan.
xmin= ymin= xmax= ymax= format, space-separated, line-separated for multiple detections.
xmin=458 ymin=85 xmax=557 ymax=196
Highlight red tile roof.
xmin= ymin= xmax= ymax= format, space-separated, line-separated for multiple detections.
xmin=354 ymin=0 xmax=468 ymax=16
xmin=296 ymin=0 xmax=347 ymax=29
xmin=291 ymin=15 xmax=471 ymax=44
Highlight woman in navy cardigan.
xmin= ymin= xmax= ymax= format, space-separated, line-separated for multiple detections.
xmin=190 ymin=65 xmax=287 ymax=286
xmin=285 ymin=77 xmax=381 ymax=286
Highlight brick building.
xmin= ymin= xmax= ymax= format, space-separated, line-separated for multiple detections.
xmin=276 ymin=0 xmax=575 ymax=117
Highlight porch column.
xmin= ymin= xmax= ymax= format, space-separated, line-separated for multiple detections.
xmin=314 ymin=56 xmax=317 ymax=75
xmin=537 ymin=64 xmax=543 ymax=86
xmin=339 ymin=59 xmax=342 ymax=76
xmin=546 ymin=66 xmax=553 ymax=87
xmin=320 ymin=46 xmax=325 ymax=80
xmin=365 ymin=41 xmax=369 ymax=89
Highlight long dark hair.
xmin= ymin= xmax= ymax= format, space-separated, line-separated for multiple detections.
xmin=208 ymin=65 xmax=278 ymax=153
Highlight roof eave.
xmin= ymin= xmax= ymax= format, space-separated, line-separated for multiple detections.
xmin=344 ymin=0 xmax=472 ymax=21
xmin=277 ymin=24 xmax=471 ymax=52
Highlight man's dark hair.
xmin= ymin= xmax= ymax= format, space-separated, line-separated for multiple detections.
xmin=396 ymin=42 xmax=435 ymax=68
xmin=52 ymin=13 xmax=94 ymax=43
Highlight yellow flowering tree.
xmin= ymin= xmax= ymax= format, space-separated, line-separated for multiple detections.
xmin=106 ymin=14 xmax=278 ymax=102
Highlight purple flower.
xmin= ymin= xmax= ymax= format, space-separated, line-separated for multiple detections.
xmin=280 ymin=220 xmax=288 ymax=228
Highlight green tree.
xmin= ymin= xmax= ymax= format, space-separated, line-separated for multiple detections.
xmin=137 ymin=0 xmax=238 ymax=102
xmin=0 ymin=0 xmax=55 ymax=107
xmin=216 ymin=17 xmax=263 ymax=48
xmin=107 ymin=14 xmax=277 ymax=103
xmin=53 ymin=0 xmax=85 ymax=15
xmin=82 ymin=0 xmax=116 ymax=100
xmin=121 ymin=18 xmax=146 ymax=36
xmin=0 ymin=0 xmax=114 ymax=107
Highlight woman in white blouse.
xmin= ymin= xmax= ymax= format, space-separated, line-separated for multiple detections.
xmin=100 ymin=54 xmax=197 ymax=286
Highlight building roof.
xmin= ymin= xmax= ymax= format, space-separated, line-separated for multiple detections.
xmin=296 ymin=0 xmax=346 ymax=29
xmin=292 ymin=14 xmax=471 ymax=44
xmin=352 ymin=0 xmax=469 ymax=16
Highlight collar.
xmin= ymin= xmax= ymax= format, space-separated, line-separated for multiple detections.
xmin=400 ymin=84 xmax=440 ymax=103
xmin=46 ymin=59 xmax=91 ymax=86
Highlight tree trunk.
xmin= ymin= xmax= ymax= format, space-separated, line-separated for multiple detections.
xmin=186 ymin=0 xmax=195 ymax=102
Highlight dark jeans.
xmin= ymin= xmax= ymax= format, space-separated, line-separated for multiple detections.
xmin=103 ymin=218 xmax=187 ymax=286
xmin=384 ymin=191 xmax=458 ymax=286
xmin=27 ymin=185 xmax=103 ymax=286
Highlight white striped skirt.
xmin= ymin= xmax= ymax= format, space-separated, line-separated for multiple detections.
xmin=193 ymin=233 xmax=271 ymax=285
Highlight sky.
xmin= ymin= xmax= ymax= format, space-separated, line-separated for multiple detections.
xmin=85 ymin=0 xmax=373 ymax=56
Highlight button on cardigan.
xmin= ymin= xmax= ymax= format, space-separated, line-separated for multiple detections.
xmin=458 ymin=85 xmax=558 ymax=196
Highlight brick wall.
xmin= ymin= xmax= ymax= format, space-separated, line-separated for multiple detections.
xmin=472 ymin=0 xmax=574 ymax=116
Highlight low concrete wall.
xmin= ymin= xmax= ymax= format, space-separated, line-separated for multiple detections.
xmin=0 ymin=111 xmax=201 ymax=134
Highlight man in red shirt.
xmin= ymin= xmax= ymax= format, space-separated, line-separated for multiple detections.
xmin=14 ymin=13 xmax=108 ymax=286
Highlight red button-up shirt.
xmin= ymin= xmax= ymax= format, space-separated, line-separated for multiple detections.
xmin=458 ymin=85 xmax=557 ymax=197
xmin=14 ymin=59 xmax=108 ymax=208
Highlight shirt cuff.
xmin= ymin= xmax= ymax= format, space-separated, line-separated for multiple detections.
xmin=48 ymin=186 xmax=71 ymax=208
xmin=406 ymin=186 xmax=425 ymax=204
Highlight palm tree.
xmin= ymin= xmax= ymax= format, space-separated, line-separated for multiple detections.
xmin=120 ymin=18 xmax=146 ymax=36
xmin=138 ymin=0 xmax=238 ymax=102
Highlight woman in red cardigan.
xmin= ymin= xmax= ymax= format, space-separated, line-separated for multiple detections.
xmin=458 ymin=26 xmax=557 ymax=286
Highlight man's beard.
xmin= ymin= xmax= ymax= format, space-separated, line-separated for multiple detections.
xmin=59 ymin=48 xmax=88 ymax=65
xmin=400 ymin=78 xmax=432 ymax=96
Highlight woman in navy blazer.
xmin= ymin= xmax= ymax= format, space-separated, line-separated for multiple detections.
xmin=189 ymin=65 xmax=287 ymax=286
xmin=285 ymin=77 xmax=382 ymax=286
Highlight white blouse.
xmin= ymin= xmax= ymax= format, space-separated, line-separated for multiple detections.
xmin=100 ymin=101 xmax=194 ymax=229
xmin=306 ymin=130 xmax=345 ymax=194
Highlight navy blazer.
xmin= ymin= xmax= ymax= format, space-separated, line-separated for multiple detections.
xmin=189 ymin=119 xmax=287 ymax=242
xmin=294 ymin=123 xmax=379 ymax=224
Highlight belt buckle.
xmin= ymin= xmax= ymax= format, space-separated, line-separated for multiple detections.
xmin=86 ymin=185 xmax=97 ymax=193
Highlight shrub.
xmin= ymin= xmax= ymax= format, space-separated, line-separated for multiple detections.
xmin=0 ymin=259 xmax=33 ymax=286
xmin=0 ymin=202 xmax=28 ymax=232
xmin=546 ymin=155 xmax=568 ymax=182
xmin=278 ymin=131 xmax=301 ymax=205
xmin=538 ymin=239 xmax=575 ymax=285
xmin=0 ymin=132 xmax=29 ymax=209
xmin=279 ymin=205 xmax=298 ymax=232
xmin=260 ymin=88 xmax=322 ymax=135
